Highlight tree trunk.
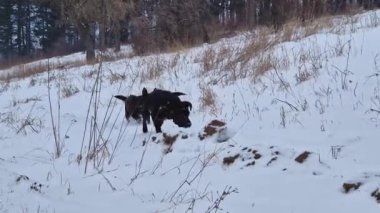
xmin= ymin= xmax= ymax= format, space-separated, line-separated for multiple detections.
xmin=114 ymin=21 xmax=121 ymax=52
xmin=99 ymin=0 xmax=106 ymax=50
xmin=78 ymin=23 xmax=96 ymax=62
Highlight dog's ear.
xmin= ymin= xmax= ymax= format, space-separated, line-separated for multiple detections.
xmin=142 ymin=88 xmax=148 ymax=96
xmin=181 ymin=101 xmax=192 ymax=111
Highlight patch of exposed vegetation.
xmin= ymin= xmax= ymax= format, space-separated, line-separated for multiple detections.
xmin=342 ymin=182 xmax=362 ymax=193
xmin=223 ymin=154 xmax=240 ymax=166
xmin=295 ymin=151 xmax=311 ymax=163
xmin=199 ymin=119 xmax=226 ymax=140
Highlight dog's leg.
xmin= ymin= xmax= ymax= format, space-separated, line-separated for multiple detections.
xmin=142 ymin=110 xmax=150 ymax=133
xmin=153 ymin=119 xmax=163 ymax=133
xmin=125 ymin=105 xmax=131 ymax=121
xmin=151 ymin=108 xmax=163 ymax=133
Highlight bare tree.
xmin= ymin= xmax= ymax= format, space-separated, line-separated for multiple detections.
xmin=54 ymin=0 xmax=133 ymax=61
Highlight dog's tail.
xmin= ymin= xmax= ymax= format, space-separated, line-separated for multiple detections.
xmin=114 ymin=95 xmax=128 ymax=101
xmin=173 ymin=92 xmax=186 ymax=96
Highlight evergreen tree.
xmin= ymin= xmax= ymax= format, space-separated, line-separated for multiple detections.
xmin=0 ymin=0 xmax=15 ymax=59
xmin=33 ymin=2 xmax=61 ymax=53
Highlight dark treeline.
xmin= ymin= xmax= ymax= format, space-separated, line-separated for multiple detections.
xmin=0 ymin=0 xmax=379 ymax=65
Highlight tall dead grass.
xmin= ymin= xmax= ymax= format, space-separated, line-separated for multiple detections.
xmin=0 ymin=50 xmax=132 ymax=82
xmin=199 ymin=83 xmax=218 ymax=115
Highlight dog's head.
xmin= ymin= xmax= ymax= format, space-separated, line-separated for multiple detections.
xmin=159 ymin=101 xmax=192 ymax=128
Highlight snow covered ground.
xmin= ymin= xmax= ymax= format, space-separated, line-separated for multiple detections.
xmin=1 ymin=10 xmax=380 ymax=213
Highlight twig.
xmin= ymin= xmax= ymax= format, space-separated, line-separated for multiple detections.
xmin=98 ymin=170 xmax=116 ymax=191
xmin=129 ymin=133 xmax=152 ymax=185
xmin=47 ymin=59 xmax=62 ymax=158
xmin=205 ymin=186 xmax=238 ymax=213
xmin=168 ymin=152 xmax=217 ymax=202
xmin=275 ymin=98 xmax=299 ymax=111
xmin=370 ymin=108 xmax=380 ymax=114
xmin=160 ymin=156 xmax=198 ymax=176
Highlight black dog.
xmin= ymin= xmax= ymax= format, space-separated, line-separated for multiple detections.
xmin=141 ymin=88 xmax=192 ymax=133
xmin=115 ymin=88 xmax=192 ymax=133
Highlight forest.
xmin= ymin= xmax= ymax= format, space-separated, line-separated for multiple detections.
xmin=0 ymin=0 xmax=379 ymax=66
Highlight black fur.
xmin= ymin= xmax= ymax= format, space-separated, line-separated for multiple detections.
xmin=114 ymin=94 xmax=146 ymax=122
xmin=115 ymin=88 xmax=192 ymax=133
xmin=141 ymin=88 xmax=192 ymax=133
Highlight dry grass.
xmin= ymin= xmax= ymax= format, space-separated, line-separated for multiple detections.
xmin=0 ymin=59 xmax=87 ymax=81
xmin=62 ymin=84 xmax=80 ymax=98
xmin=238 ymin=28 xmax=273 ymax=67
xmin=254 ymin=54 xmax=276 ymax=77
xmin=107 ymin=69 xmax=127 ymax=84
xmin=167 ymin=41 xmax=191 ymax=53
xmin=295 ymin=68 xmax=312 ymax=84
xmin=202 ymin=47 xmax=218 ymax=73
xmin=198 ymin=42 xmax=235 ymax=80
xmin=367 ymin=11 xmax=380 ymax=27
xmin=99 ymin=51 xmax=132 ymax=62
xmin=198 ymin=84 xmax=218 ymax=114
xmin=281 ymin=19 xmax=300 ymax=42
xmin=139 ymin=57 xmax=167 ymax=82
xmin=170 ymin=53 xmax=181 ymax=69
xmin=0 ymin=49 xmax=134 ymax=82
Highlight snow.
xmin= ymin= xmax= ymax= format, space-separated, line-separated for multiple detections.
xmin=1 ymin=10 xmax=380 ymax=213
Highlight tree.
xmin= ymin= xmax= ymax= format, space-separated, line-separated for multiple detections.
xmin=33 ymin=1 xmax=62 ymax=54
xmin=55 ymin=0 xmax=133 ymax=61
xmin=154 ymin=0 xmax=210 ymax=50
xmin=0 ymin=0 xmax=14 ymax=59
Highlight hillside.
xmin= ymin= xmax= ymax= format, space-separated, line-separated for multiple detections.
xmin=1 ymin=10 xmax=380 ymax=213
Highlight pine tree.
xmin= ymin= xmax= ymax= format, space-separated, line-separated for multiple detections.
xmin=0 ymin=0 xmax=15 ymax=59
xmin=33 ymin=2 xmax=61 ymax=53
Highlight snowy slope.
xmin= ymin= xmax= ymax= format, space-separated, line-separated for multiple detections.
xmin=1 ymin=10 xmax=380 ymax=213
